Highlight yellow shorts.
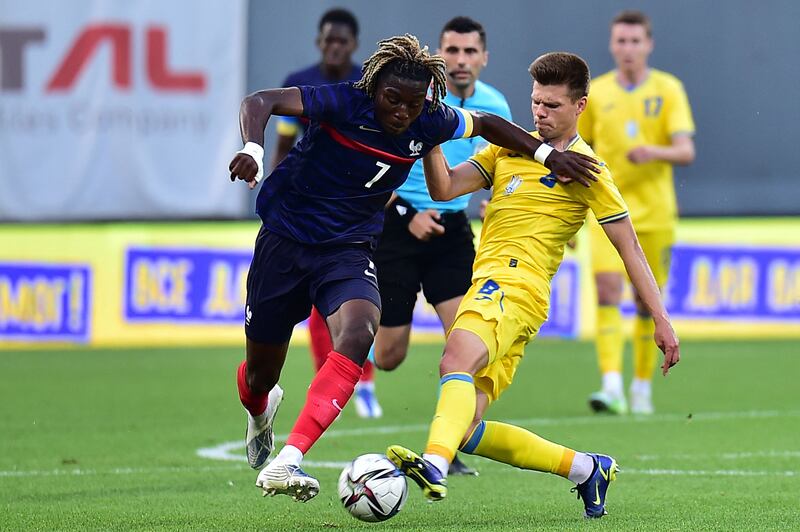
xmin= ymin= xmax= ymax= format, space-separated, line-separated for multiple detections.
xmin=589 ymin=219 xmax=675 ymax=286
xmin=451 ymin=274 xmax=548 ymax=402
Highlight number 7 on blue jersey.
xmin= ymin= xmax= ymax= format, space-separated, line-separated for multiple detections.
xmin=365 ymin=162 xmax=391 ymax=188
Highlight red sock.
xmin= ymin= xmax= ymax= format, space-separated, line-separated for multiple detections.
xmin=309 ymin=306 xmax=375 ymax=383
xmin=237 ymin=360 xmax=267 ymax=416
xmin=287 ymin=351 xmax=362 ymax=454
xmin=360 ymin=360 xmax=374 ymax=383
xmin=308 ymin=307 xmax=332 ymax=372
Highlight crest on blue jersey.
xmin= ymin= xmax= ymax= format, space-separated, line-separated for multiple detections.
xmin=408 ymin=140 xmax=422 ymax=156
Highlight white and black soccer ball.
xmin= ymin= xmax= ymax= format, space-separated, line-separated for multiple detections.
xmin=338 ymin=453 xmax=408 ymax=522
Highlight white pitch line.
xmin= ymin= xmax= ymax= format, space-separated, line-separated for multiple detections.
xmin=3 ymin=409 xmax=797 ymax=481
xmin=636 ymin=450 xmax=800 ymax=461
xmin=196 ymin=408 xmax=800 ymax=464
xmin=623 ymin=468 xmax=797 ymax=477
xmin=2 ymin=464 xmax=796 ymax=479
xmin=0 ymin=464 xmax=249 ymax=478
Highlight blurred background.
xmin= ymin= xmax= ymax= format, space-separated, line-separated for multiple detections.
xmin=2 ymin=3 xmax=799 ymax=529
xmin=1 ymin=0 xmax=799 ymax=346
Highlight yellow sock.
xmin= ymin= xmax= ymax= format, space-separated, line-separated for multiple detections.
xmin=461 ymin=420 xmax=576 ymax=478
xmin=633 ymin=315 xmax=656 ymax=380
xmin=424 ymin=373 xmax=476 ymax=462
xmin=596 ymin=305 xmax=624 ymax=374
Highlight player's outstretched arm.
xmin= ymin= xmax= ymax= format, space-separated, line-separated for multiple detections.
xmin=602 ymin=217 xmax=680 ymax=375
xmin=422 ymin=146 xmax=486 ymax=201
xmin=628 ymin=134 xmax=695 ymax=166
xmin=470 ymin=112 xmax=599 ymax=186
xmin=229 ymin=88 xmax=304 ymax=187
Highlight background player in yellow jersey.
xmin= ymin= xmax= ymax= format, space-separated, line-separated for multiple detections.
xmin=578 ymin=10 xmax=695 ymax=415
xmin=388 ymin=52 xmax=680 ymax=519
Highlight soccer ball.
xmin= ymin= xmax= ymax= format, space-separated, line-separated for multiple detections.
xmin=338 ymin=453 xmax=408 ymax=522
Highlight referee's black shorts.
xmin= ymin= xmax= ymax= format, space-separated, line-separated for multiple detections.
xmin=373 ymin=206 xmax=475 ymax=327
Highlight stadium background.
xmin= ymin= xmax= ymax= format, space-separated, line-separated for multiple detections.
xmin=2 ymin=2 xmax=799 ymax=530
xmin=2 ymin=0 xmax=798 ymax=346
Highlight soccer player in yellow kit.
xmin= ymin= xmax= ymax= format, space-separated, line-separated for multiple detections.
xmin=388 ymin=52 xmax=680 ymax=519
xmin=579 ymin=10 xmax=695 ymax=415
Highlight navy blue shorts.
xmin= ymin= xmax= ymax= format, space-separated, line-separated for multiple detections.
xmin=245 ymin=226 xmax=382 ymax=344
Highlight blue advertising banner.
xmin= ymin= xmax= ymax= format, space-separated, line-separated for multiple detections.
xmin=124 ymin=247 xmax=250 ymax=323
xmin=541 ymin=260 xmax=580 ymax=337
xmin=0 ymin=262 xmax=91 ymax=341
xmin=123 ymin=247 xmax=582 ymax=337
xmin=667 ymin=245 xmax=800 ymax=321
xmin=122 ymin=242 xmax=800 ymax=339
xmin=4 ymin=220 xmax=799 ymax=347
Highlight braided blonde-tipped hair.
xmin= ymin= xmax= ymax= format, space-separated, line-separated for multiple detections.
xmin=354 ymin=34 xmax=447 ymax=112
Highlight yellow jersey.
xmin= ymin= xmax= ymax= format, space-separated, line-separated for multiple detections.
xmin=578 ymin=69 xmax=694 ymax=232
xmin=468 ymin=132 xmax=628 ymax=303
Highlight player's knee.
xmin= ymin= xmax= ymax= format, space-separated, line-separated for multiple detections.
xmin=332 ymin=323 xmax=375 ymax=363
xmin=439 ymin=349 xmax=477 ymax=377
xmin=375 ymin=345 xmax=407 ymax=371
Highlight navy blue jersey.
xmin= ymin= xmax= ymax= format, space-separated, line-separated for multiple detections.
xmin=257 ymin=82 xmax=474 ymax=246
xmin=275 ymin=63 xmax=362 ymax=137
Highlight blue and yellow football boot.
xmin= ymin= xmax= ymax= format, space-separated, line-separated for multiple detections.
xmin=572 ymin=453 xmax=619 ymax=518
xmin=386 ymin=445 xmax=447 ymax=501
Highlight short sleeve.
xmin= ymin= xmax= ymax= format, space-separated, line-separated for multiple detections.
xmin=665 ymin=80 xmax=695 ymax=137
xmin=467 ymin=143 xmax=502 ymax=188
xmin=276 ymin=72 xmax=304 ymax=135
xmin=298 ymin=82 xmax=356 ymax=124
xmin=575 ymin=164 xmax=629 ymax=223
xmin=423 ymin=102 xmax=475 ymax=145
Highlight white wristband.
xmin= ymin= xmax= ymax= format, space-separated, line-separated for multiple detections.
xmin=236 ymin=142 xmax=265 ymax=182
xmin=533 ymin=143 xmax=554 ymax=165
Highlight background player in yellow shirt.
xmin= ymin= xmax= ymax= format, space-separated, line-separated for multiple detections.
xmin=578 ymin=10 xmax=695 ymax=415
xmin=388 ymin=52 xmax=680 ymax=519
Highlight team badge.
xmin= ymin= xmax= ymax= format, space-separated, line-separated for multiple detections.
xmin=505 ymin=175 xmax=523 ymax=195
xmin=626 ymin=120 xmax=639 ymax=139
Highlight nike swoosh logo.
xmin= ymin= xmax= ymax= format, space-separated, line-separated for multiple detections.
xmin=598 ymin=463 xmax=609 ymax=481
xmin=359 ymin=125 xmax=381 ymax=133
xmin=364 ymin=269 xmax=377 ymax=279
xmin=332 ymin=399 xmax=343 ymax=412
xmin=592 ymin=483 xmax=601 ymax=505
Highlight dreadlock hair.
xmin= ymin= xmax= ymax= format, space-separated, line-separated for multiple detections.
xmin=354 ymin=34 xmax=447 ymax=112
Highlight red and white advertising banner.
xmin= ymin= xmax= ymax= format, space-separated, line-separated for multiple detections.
xmin=0 ymin=0 xmax=247 ymax=220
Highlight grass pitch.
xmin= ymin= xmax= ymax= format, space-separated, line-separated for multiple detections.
xmin=1 ymin=339 xmax=798 ymax=530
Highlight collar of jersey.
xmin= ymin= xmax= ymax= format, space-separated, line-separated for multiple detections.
xmin=615 ymin=68 xmax=651 ymax=92
xmin=539 ymin=132 xmax=581 ymax=151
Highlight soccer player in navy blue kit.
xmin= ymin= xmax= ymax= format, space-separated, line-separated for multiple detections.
xmin=228 ymin=34 xmax=598 ymax=502
xmin=271 ymin=8 xmax=361 ymax=167
xmin=269 ymin=8 xmax=382 ymax=419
